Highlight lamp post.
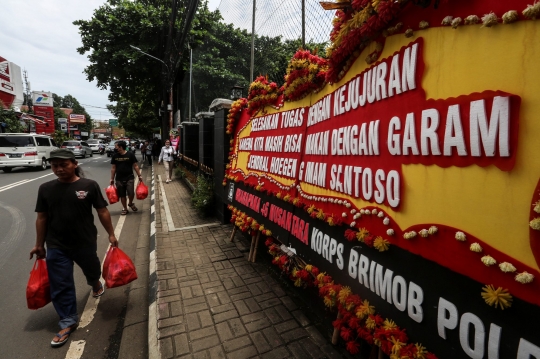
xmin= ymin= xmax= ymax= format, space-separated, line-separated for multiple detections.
xmin=230 ymin=85 xmax=244 ymax=101
xmin=130 ymin=45 xmax=173 ymax=139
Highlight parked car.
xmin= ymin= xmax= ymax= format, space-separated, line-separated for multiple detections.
xmin=0 ymin=133 xmax=58 ymax=172
xmin=61 ymin=140 xmax=93 ymax=158
xmin=87 ymin=139 xmax=104 ymax=153
xmin=106 ymin=140 xmax=118 ymax=157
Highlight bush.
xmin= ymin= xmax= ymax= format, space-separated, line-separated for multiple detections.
xmin=174 ymin=166 xmax=186 ymax=179
xmin=191 ymin=175 xmax=214 ymax=216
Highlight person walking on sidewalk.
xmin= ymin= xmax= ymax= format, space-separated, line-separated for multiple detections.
xmin=140 ymin=141 xmax=146 ymax=162
xmin=110 ymin=140 xmax=143 ymax=215
xmin=145 ymin=140 xmax=153 ymax=166
xmin=29 ymin=149 xmax=119 ymax=348
xmin=158 ymin=139 xmax=176 ymax=183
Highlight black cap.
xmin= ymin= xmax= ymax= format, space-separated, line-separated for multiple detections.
xmin=47 ymin=148 xmax=76 ymax=161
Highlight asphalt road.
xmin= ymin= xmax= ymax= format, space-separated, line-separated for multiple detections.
xmin=0 ymin=153 xmax=148 ymax=359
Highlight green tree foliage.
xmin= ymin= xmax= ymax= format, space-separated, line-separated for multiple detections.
xmin=74 ymin=0 xmax=215 ymax=135
xmin=0 ymin=106 xmax=26 ymax=133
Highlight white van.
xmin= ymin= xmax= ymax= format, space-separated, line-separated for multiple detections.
xmin=0 ymin=133 xmax=58 ymax=173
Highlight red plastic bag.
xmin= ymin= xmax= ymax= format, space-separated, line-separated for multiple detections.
xmin=136 ymin=181 xmax=148 ymax=200
xmin=102 ymin=247 xmax=138 ymax=288
xmin=26 ymin=259 xmax=51 ymax=310
xmin=105 ymin=185 xmax=119 ymax=204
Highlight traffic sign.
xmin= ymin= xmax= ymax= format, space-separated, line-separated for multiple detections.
xmin=109 ymin=119 xmax=118 ymax=127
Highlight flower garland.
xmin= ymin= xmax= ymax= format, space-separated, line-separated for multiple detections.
xmin=247 ymin=75 xmax=281 ymax=115
xmin=226 ymin=98 xmax=248 ymax=135
xmin=264 ymin=236 xmax=438 ymax=358
xmin=281 ymin=49 xmax=329 ymax=102
xmin=325 ymin=0 xmax=404 ymax=83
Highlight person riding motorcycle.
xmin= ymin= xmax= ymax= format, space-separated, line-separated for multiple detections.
xmin=98 ymin=143 xmax=105 ymax=155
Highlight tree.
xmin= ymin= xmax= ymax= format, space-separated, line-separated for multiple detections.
xmin=0 ymin=106 xmax=26 ymax=133
xmin=74 ymin=0 xmax=215 ymax=135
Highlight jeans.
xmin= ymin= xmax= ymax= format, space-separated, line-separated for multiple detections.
xmin=47 ymin=247 xmax=101 ymax=329
xmin=146 ymin=153 xmax=152 ymax=166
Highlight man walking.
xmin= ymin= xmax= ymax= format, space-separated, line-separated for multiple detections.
xmin=30 ymin=149 xmax=118 ymax=348
xmin=144 ymin=140 xmax=153 ymax=166
xmin=110 ymin=140 xmax=143 ymax=215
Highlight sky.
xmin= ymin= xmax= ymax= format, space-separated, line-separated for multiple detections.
xmin=0 ymin=0 xmax=221 ymax=123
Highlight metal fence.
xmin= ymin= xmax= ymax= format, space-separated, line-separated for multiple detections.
xmin=177 ymin=0 xmax=334 ymax=120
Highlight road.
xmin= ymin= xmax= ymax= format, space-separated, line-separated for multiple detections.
xmin=0 ymin=153 xmax=148 ymax=359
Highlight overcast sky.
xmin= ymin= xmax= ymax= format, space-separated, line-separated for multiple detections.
xmin=0 ymin=0 xmax=221 ymax=123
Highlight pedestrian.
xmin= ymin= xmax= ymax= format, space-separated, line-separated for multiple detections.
xmin=145 ymin=140 xmax=153 ymax=166
xmin=110 ymin=140 xmax=143 ymax=215
xmin=29 ymin=148 xmax=119 ymax=348
xmin=158 ymin=139 xmax=176 ymax=183
xmin=153 ymin=137 xmax=161 ymax=160
xmin=140 ymin=142 xmax=146 ymax=162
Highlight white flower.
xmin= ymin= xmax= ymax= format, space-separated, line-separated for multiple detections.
xmin=404 ymin=231 xmax=417 ymax=240
xmin=428 ymin=226 xmax=438 ymax=235
xmin=354 ymin=213 xmax=361 ymax=220
xmin=515 ymin=272 xmax=534 ymax=284
xmin=530 ymin=218 xmax=540 ymax=231
xmin=342 ymin=212 xmax=347 ymax=218
xmin=534 ymin=200 xmax=540 ymax=214
xmin=499 ymin=262 xmax=516 ymax=273
xmin=350 ymin=221 xmax=356 ymax=227
xmin=350 ymin=209 xmax=356 ymax=215
xmin=387 ymin=229 xmax=395 ymax=236
xmin=419 ymin=229 xmax=429 ymax=238
xmin=383 ymin=217 xmax=390 ymax=225
xmin=345 ymin=202 xmax=351 ymax=208
xmin=470 ymin=243 xmax=483 ymax=252
xmin=481 ymin=255 xmax=496 ymax=266
xmin=372 ymin=209 xmax=378 ymax=215
xmin=364 ymin=210 xmax=370 ymax=216
xmin=329 ymin=198 xmax=334 ymax=203
xmin=455 ymin=232 xmax=467 ymax=241
xmin=377 ymin=212 xmax=384 ymax=218
xmin=360 ymin=209 xmax=365 ymax=214
xmin=337 ymin=200 xmax=343 ymax=205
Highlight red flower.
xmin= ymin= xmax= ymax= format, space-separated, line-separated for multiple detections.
xmin=346 ymin=340 xmax=360 ymax=355
xmin=426 ymin=353 xmax=439 ymax=359
xmin=364 ymin=234 xmax=375 ymax=247
xmin=310 ymin=266 xmax=320 ymax=276
xmin=340 ymin=327 xmax=354 ymax=341
xmin=265 ymin=238 xmax=273 ymax=247
xmin=348 ymin=317 xmax=360 ymax=329
xmin=332 ymin=318 xmax=344 ymax=328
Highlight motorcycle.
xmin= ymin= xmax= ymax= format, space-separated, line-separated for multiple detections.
xmin=98 ymin=146 xmax=105 ymax=155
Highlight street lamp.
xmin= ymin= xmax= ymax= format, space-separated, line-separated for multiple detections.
xmin=129 ymin=45 xmax=173 ymax=139
xmin=230 ymin=85 xmax=244 ymax=100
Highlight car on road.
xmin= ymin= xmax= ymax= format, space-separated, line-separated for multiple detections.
xmin=87 ymin=139 xmax=104 ymax=153
xmin=61 ymin=140 xmax=93 ymax=158
xmin=0 ymin=133 xmax=58 ymax=172
xmin=106 ymin=140 xmax=118 ymax=157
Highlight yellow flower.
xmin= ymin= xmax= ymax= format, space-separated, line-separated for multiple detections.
xmin=374 ymin=237 xmax=390 ymax=252
xmin=306 ymin=204 xmax=316 ymax=214
xmin=383 ymin=319 xmax=397 ymax=330
xmin=356 ymin=299 xmax=375 ymax=319
xmin=389 ymin=336 xmax=405 ymax=355
xmin=357 ymin=228 xmax=369 ymax=241
xmin=338 ymin=286 xmax=352 ymax=304
xmin=414 ymin=343 xmax=428 ymax=359
xmin=316 ymin=209 xmax=325 ymax=220
xmin=294 ymin=278 xmax=303 ymax=287
xmin=305 ymin=264 xmax=313 ymax=272
xmin=365 ymin=316 xmax=377 ymax=330
xmin=481 ymin=285 xmax=512 ymax=309
xmin=323 ymin=296 xmax=334 ymax=307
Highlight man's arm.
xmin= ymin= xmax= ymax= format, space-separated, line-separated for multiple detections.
xmin=30 ymin=212 xmax=48 ymax=259
xmin=96 ymin=207 xmax=118 ymax=247
xmin=110 ymin=164 xmax=116 ymax=185
xmin=133 ymin=162 xmax=142 ymax=181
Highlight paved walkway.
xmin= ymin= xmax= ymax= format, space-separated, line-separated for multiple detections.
xmin=151 ymin=164 xmax=341 ymax=359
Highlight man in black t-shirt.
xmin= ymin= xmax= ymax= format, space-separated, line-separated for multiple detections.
xmin=30 ymin=149 xmax=118 ymax=348
xmin=110 ymin=140 xmax=142 ymax=215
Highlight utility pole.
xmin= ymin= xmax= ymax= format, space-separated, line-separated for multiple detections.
xmin=188 ymin=44 xmax=192 ymax=122
xmin=23 ymin=70 xmax=32 ymax=112
xmin=250 ymin=0 xmax=256 ymax=83
xmin=302 ymin=0 xmax=305 ymax=48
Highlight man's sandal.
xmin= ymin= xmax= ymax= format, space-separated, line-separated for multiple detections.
xmin=92 ymin=282 xmax=105 ymax=298
xmin=128 ymin=203 xmax=138 ymax=212
xmin=51 ymin=324 xmax=77 ymax=348
xmin=121 ymin=209 xmax=128 ymax=215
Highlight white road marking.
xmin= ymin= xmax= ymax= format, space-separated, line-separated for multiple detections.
xmin=0 ymin=173 xmax=54 ymax=193
xmin=157 ymin=175 xmax=176 ymax=231
xmin=78 ymin=212 xmax=126 ymax=329
xmin=65 ymin=340 xmax=86 ymax=359
xmin=0 ymin=202 xmax=26 ymax=270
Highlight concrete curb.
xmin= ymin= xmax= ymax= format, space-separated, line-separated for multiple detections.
xmin=148 ymin=165 xmax=159 ymax=359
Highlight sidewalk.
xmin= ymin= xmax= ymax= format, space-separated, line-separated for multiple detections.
xmin=149 ymin=163 xmax=341 ymax=359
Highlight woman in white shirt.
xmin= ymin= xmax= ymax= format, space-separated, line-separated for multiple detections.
xmin=158 ymin=139 xmax=176 ymax=183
